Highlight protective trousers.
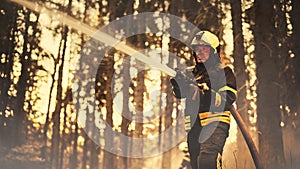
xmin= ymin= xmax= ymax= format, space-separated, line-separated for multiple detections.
xmin=187 ymin=121 xmax=229 ymax=169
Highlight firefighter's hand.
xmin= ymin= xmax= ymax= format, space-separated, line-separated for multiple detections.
xmin=197 ymin=82 xmax=210 ymax=91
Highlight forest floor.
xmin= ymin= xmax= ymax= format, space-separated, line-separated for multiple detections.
xmin=2 ymin=127 xmax=300 ymax=169
xmin=0 ymin=139 xmax=187 ymax=169
xmin=283 ymin=126 xmax=300 ymax=169
xmin=0 ymin=140 xmax=46 ymax=169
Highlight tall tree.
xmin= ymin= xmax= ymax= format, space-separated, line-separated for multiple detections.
xmin=120 ymin=55 xmax=131 ymax=169
xmin=253 ymin=0 xmax=285 ymax=168
xmin=230 ymin=0 xmax=253 ymax=168
xmin=279 ymin=1 xmax=300 ymax=168
xmin=119 ymin=1 xmax=135 ymax=164
xmin=95 ymin=48 xmax=112 ymax=169
xmin=69 ymin=31 xmax=89 ymax=169
xmin=50 ymin=27 xmax=67 ymax=169
xmin=0 ymin=1 xmax=18 ymax=148
xmin=13 ymin=10 xmax=32 ymax=147
xmin=101 ymin=0 xmax=124 ymax=168
xmin=162 ymin=49 xmax=175 ymax=169
xmin=102 ymin=50 xmax=115 ymax=169
xmin=70 ymin=82 xmax=80 ymax=169
xmin=59 ymin=88 xmax=73 ymax=169
xmin=289 ymin=0 xmax=300 ymax=127
xmin=131 ymin=46 xmax=146 ymax=168
xmin=50 ymin=1 xmax=73 ymax=168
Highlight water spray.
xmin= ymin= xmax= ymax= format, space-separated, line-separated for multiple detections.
xmin=10 ymin=0 xmax=176 ymax=77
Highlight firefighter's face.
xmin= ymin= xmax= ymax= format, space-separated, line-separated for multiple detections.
xmin=193 ymin=45 xmax=211 ymax=63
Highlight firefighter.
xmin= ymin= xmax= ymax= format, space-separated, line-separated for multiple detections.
xmin=170 ymin=30 xmax=237 ymax=169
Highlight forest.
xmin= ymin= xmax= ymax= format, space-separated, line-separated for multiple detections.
xmin=0 ymin=0 xmax=299 ymax=169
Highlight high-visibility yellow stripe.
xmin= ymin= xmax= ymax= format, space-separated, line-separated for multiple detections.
xmin=185 ymin=116 xmax=191 ymax=123
xmin=200 ymin=113 xmax=230 ymax=119
xmin=200 ymin=118 xmax=230 ymax=126
xmin=217 ymin=153 xmax=222 ymax=169
xmin=185 ymin=123 xmax=191 ymax=130
xmin=200 ymin=116 xmax=230 ymax=123
xmin=218 ymin=86 xmax=237 ymax=96
xmin=199 ymin=111 xmax=230 ymax=119
xmin=185 ymin=115 xmax=191 ymax=131
xmin=199 ymin=111 xmax=231 ymax=126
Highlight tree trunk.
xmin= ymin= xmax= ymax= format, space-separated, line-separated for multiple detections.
xmin=69 ymin=3 xmax=90 ymax=168
xmin=102 ymin=52 xmax=115 ymax=169
xmin=254 ymin=0 xmax=286 ymax=168
xmin=290 ymin=0 xmax=300 ymax=118
xmin=90 ymin=124 xmax=100 ymax=169
xmin=50 ymin=1 xmax=72 ymax=168
xmin=70 ymin=88 xmax=79 ymax=169
xmin=119 ymin=2 xmax=134 ymax=166
xmin=158 ymin=73 xmax=164 ymax=155
xmin=59 ymin=88 xmax=73 ymax=169
xmin=0 ymin=3 xmax=17 ymax=146
xmin=69 ymin=32 xmax=87 ymax=169
xmin=132 ymin=61 xmax=145 ymax=167
xmin=131 ymin=3 xmax=146 ymax=164
xmin=43 ymin=51 xmax=59 ymax=148
xmin=119 ymin=54 xmax=131 ymax=169
xmin=13 ymin=10 xmax=32 ymax=146
xmin=230 ymin=0 xmax=253 ymax=168
xmin=50 ymin=24 xmax=69 ymax=169
xmin=284 ymin=2 xmax=300 ymax=168
xmin=101 ymin=0 xmax=119 ymax=168
xmin=82 ymin=108 xmax=92 ymax=169
xmin=162 ymin=39 xmax=174 ymax=169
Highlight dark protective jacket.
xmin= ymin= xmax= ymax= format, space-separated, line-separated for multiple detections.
xmin=171 ymin=62 xmax=237 ymax=130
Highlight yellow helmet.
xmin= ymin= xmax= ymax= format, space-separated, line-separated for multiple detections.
xmin=191 ymin=30 xmax=220 ymax=53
